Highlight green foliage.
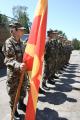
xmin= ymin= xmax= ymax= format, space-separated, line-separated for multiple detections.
xmin=72 ymin=38 xmax=80 ymax=50
xmin=12 ymin=6 xmax=30 ymax=33
xmin=0 ymin=13 xmax=9 ymax=26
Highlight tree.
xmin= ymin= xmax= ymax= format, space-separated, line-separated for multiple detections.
xmin=0 ymin=13 xmax=9 ymax=26
xmin=72 ymin=38 xmax=80 ymax=50
xmin=12 ymin=6 xmax=30 ymax=33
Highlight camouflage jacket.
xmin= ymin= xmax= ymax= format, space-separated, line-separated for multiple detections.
xmin=44 ymin=39 xmax=58 ymax=61
xmin=2 ymin=36 xmax=24 ymax=70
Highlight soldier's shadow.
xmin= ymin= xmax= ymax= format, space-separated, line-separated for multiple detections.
xmin=53 ymin=63 xmax=80 ymax=92
xmin=67 ymin=63 xmax=78 ymax=67
xmin=60 ymin=78 xmax=80 ymax=84
xmin=53 ymin=77 xmax=80 ymax=92
xmin=62 ymin=73 xmax=79 ymax=78
xmin=63 ymin=63 xmax=78 ymax=72
xmin=36 ymin=63 xmax=78 ymax=120
xmin=36 ymin=108 xmax=68 ymax=120
xmin=37 ymin=83 xmax=77 ymax=120
xmin=0 ymin=66 xmax=6 ymax=78
xmin=38 ymin=91 xmax=77 ymax=105
xmin=53 ymin=83 xmax=72 ymax=92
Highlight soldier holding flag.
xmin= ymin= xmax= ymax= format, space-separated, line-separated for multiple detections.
xmin=2 ymin=22 xmax=29 ymax=120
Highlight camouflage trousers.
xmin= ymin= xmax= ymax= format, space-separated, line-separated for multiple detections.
xmin=42 ymin=59 xmax=55 ymax=84
xmin=6 ymin=67 xmax=28 ymax=110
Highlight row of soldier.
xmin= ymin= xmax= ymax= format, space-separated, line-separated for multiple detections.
xmin=40 ymin=29 xmax=72 ymax=91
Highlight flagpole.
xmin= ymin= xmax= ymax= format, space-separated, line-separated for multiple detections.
xmin=11 ymin=71 xmax=25 ymax=120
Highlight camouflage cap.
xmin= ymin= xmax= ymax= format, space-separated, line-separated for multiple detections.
xmin=9 ymin=22 xmax=26 ymax=30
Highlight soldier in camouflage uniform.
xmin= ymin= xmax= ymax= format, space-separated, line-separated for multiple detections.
xmin=50 ymin=31 xmax=59 ymax=79
xmin=57 ymin=35 xmax=65 ymax=72
xmin=41 ymin=31 xmax=53 ymax=90
xmin=2 ymin=22 xmax=29 ymax=119
xmin=63 ymin=40 xmax=72 ymax=66
xmin=42 ymin=30 xmax=59 ymax=90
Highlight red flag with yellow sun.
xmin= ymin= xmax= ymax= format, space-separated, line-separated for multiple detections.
xmin=23 ymin=0 xmax=48 ymax=119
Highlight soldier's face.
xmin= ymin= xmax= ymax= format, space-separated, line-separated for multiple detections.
xmin=17 ymin=29 xmax=24 ymax=38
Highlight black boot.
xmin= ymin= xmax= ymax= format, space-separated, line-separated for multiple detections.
xmin=14 ymin=110 xmax=21 ymax=120
xmin=39 ymin=88 xmax=46 ymax=94
xmin=42 ymin=83 xmax=50 ymax=90
xmin=18 ymin=99 xmax=26 ymax=113
xmin=47 ymin=79 xmax=55 ymax=85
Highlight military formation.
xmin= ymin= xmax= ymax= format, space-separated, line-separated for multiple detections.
xmin=1 ymin=21 xmax=73 ymax=120
xmin=41 ymin=29 xmax=73 ymax=91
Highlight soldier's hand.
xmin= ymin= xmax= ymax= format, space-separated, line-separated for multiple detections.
xmin=20 ymin=63 xmax=26 ymax=71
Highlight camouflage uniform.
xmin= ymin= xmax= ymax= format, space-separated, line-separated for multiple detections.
xmin=57 ymin=40 xmax=63 ymax=71
xmin=2 ymin=36 xmax=28 ymax=110
xmin=42 ymin=39 xmax=56 ymax=84
xmin=52 ymin=39 xmax=59 ymax=75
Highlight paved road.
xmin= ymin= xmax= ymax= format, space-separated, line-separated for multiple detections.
xmin=0 ymin=66 xmax=10 ymax=120
xmin=0 ymin=50 xmax=80 ymax=120
xmin=37 ymin=50 xmax=80 ymax=120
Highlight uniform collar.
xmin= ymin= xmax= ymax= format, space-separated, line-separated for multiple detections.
xmin=10 ymin=36 xmax=21 ymax=44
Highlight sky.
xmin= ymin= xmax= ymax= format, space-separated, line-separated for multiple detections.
xmin=0 ymin=0 xmax=80 ymax=40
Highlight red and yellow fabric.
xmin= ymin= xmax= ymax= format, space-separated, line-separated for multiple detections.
xmin=23 ymin=0 xmax=48 ymax=120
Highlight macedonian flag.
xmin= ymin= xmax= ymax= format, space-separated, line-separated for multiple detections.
xmin=23 ymin=0 xmax=48 ymax=120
